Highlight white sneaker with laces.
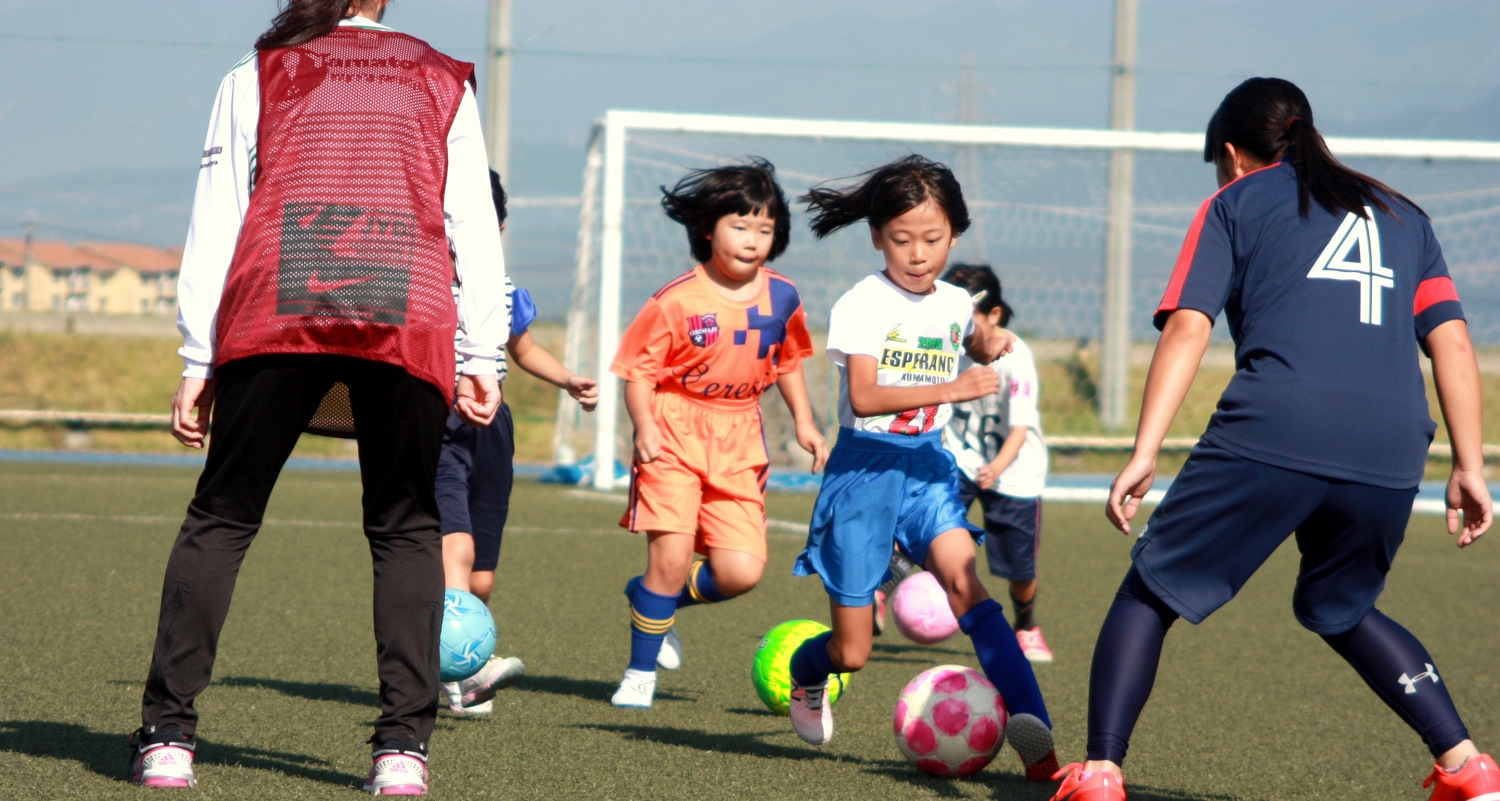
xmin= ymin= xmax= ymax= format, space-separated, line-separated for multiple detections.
xmin=451 ymin=655 xmax=525 ymax=711
xmin=656 ymin=627 xmax=682 ymax=671
xmin=611 ymin=668 xmax=657 ymax=708
xmin=789 ymin=681 xmax=834 ymax=745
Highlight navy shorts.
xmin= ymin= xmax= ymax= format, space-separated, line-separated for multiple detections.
xmin=434 ymin=403 xmax=515 ymax=572
xmin=958 ymin=477 xmax=1041 ymax=582
xmin=1132 ymin=443 xmax=1417 ymax=635
xmin=793 ymin=428 xmax=981 ymax=607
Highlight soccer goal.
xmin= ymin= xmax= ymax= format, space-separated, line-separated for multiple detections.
xmin=555 ymin=110 xmax=1500 ymax=488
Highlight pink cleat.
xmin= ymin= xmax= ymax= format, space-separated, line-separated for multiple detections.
xmin=364 ymin=744 xmax=428 ymax=796
xmin=1017 ymin=626 xmax=1054 ymax=663
xmin=128 ymin=727 xmax=196 ymax=788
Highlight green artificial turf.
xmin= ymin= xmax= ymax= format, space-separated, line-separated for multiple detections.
xmin=0 ymin=463 xmax=1496 ymax=799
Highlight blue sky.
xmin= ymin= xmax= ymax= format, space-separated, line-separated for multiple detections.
xmin=2 ymin=0 xmax=1499 ymax=247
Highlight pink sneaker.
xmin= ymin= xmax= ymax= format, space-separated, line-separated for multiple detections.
xmin=128 ymin=728 xmax=196 ymax=788
xmin=363 ymin=745 xmax=428 ymax=796
xmin=873 ymin=590 xmax=888 ymax=636
xmin=1017 ymin=626 xmax=1054 ymax=663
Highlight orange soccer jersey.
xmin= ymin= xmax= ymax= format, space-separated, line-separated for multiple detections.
xmin=611 ymin=265 xmax=814 ymax=555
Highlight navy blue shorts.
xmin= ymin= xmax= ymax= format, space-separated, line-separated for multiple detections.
xmin=793 ymin=428 xmax=981 ymax=607
xmin=1132 ymin=443 xmax=1417 ymax=635
xmin=958 ymin=477 xmax=1041 ymax=582
xmin=434 ymin=403 xmax=514 ymax=572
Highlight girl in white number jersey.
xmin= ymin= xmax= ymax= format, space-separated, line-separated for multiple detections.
xmin=941 ymin=263 xmax=1052 ymax=664
xmin=782 ymin=156 xmax=1059 ymax=783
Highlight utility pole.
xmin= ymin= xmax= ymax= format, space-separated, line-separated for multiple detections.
xmin=484 ymin=0 xmax=513 ymax=180
xmin=1100 ymin=0 xmax=1137 ymax=430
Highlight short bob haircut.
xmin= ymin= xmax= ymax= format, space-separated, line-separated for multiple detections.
xmin=660 ymin=157 xmax=792 ymax=265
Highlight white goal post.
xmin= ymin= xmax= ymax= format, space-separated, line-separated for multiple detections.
xmin=563 ymin=109 xmax=1500 ymax=489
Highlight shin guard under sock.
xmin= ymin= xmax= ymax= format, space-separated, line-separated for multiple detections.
xmin=959 ymin=599 xmax=1050 ymax=727
xmin=673 ymin=560 xmax=730 ymax=609
xmin=625 ymin=576 xmax=676 ymax=672
xmin=1321 ymin=609 xmax=1470 ymax=757
xmin=1085 ymin=566 xmax=1178 ymax=765
xmin=790 ymin=631 xmax=838 ymax=688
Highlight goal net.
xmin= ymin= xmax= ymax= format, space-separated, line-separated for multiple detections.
xmin=556 ymin=111 xmax=1500 ymax=488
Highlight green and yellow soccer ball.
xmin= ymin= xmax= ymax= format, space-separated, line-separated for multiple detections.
xmin=752 ymin=620 xmax=851 ymax=715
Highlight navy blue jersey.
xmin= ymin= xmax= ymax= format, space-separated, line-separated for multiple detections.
xmin=1155 ymin=160 xmax=1464 ymax=488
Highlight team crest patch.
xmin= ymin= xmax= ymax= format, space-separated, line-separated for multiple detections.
xmin=687 ymin=313 xmax=720 ymax=347
xmin=949 ymin=323 xmax=962 ymax=349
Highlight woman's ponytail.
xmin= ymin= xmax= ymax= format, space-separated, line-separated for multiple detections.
xmin=803 ymin=155 xmax=971 ymax=239
xmin=1206 ymin=77 xmax=1423 ymax=220
xmin=256 ymin=0 xmax=353 ymax=50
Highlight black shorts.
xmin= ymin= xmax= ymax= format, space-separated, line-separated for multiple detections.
xmin=434 ymin=403 xmax=515 ymax=572
xmin=958 ymin=476 xmax=1041 ymax=581
xmin=1132 ymin=443 xmax=1417 ymax=635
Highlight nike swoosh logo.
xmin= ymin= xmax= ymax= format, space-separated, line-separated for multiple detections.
xmin=307 ymin=271 xmax=375 ymax=293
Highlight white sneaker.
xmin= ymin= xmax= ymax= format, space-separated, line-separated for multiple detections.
xmin=611 ymin=668 xmax=657 ymax=708
xmin=363 ymin=747 xmax=428 ymax=795
xmin=450 ymin=655 xmax=525 ymax=711
xmin=448 ymin=699 xmax=493 ymax=716
xmin=789 ymin=681 xmax=834 ymax=745
xmin=1006 ymin=712 xmax=1060 ymax=782
xmin=656 ymin=627 xmax=682 ymax=671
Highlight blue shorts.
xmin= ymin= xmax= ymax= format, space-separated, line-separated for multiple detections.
xmin=958 ymin=477 xmax=1041 ymax=582
xmin=434 ymin=403 xmax=515 ymax=572
xmin=1133 ymin=443 xmax=1417 ymax=635
xmin=793 ymin=427 xmax=981 ymax=606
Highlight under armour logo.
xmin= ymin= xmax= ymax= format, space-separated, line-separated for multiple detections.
xmin=1398 ymin=663 xmax=1441 ymax=695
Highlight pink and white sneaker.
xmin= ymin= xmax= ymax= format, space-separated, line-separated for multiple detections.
xmin=364 ymin=744 xmax=428 ymax=796
xmin=1016 ymin=626 xmax=1054 ymax=663
xmin=128 ymin=727 xmax=196 ymax=788
xmin=789 ymin=681 xmax=834 ymax=745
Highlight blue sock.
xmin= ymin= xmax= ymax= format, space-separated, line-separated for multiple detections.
xmin=674 ymin=560 xmax=730 ymax=608
xmin=1085 ymin=566 xmax=1177 ymax=764
xmin=625 ymin=576 xmax=676 ymax=672
xmin=1322 ymin=609 xmax=1470 ymax=757
xmin=789 ymin=631 xmax=838 ymax=688
xmin=959 ymin=598 xmax=1051 ymax=728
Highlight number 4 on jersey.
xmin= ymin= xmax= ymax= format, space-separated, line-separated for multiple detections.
xmin=1307 ymin=205 xmax=1392 ymax=325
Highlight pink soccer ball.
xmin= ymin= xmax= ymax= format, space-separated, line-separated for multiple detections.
xmin=891 ymin=571 xmax=959 ymax=644
xmin=894 ymin=664 xmax=1007 ymax=777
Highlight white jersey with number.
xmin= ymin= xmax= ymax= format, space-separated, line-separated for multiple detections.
xmin=943 ymin=337 xmax=1048 ymax=498
xmin=826 ymin=272 xmax=974 ymax=435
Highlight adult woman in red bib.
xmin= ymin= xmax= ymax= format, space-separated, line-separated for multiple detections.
xmin=130 ymin=1 xmax=508 ymax=794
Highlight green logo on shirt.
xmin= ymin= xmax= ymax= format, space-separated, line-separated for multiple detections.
xmin=950 ymin=323 xmax=962 ymax=349
xmin=917 ymin=336 xmax=943 ymax=351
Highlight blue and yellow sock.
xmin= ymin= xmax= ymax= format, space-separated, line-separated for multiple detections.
xmin=960 ymin=598 xmax=1051 ymax=727
xmin=673 ymin=560 xmax=730 ymax=609
xmin=789 ymin=631 xmax=838 ymax=688
xmin=625 ymin=576 xmax=676 ymax=672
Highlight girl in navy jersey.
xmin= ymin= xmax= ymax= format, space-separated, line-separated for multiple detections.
xmin=1050 ymin=78 xmax=1496 ymax=801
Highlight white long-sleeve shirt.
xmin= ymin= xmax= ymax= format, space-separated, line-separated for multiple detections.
xmin=176 ymin=16 xmax=508 ymax=379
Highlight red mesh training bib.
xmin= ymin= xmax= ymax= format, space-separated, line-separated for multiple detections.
xmin=214 ymin=28 xmax=474 ymax=403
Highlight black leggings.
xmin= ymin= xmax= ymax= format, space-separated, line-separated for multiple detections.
xmin=1086 ymin=566 xmax=1469 ymax=764
xmin=140 ymin=354 xmax=449 ymax=747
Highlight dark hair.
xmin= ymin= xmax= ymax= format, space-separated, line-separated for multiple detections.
xmin=943 ymin=263 xmax=1013 ymax=326
xmin=802 ymin=155 xmax=970 ymax=239
xmin=256 ymin=0 xmax=355 ymax=50
xmin=1205 ymin=77 xmax=1422 ymax=219
xmin=490 ymin=169 xmax=508 ymax=228
xmin=660 ymin=158 xmax=791 ymax=265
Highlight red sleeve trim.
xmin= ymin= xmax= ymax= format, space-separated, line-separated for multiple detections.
xmin=1157 ymin=196 xmax=1214 ymax=315
xmin=1414 ymin=277 xmax=1460 ymax=316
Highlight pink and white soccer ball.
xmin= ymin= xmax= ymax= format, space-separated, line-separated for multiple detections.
xmin=891 ymin=571 xmax=959 ymax=644
xmin=893 ymin=665 xmax=1007 ymax=777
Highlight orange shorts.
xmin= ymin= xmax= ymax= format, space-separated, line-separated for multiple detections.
xmin=620 ymin=391 xmax=770 ymax=560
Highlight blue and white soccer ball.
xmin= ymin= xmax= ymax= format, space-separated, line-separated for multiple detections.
xmin=439 ymin=589 xmax=496 ymax=681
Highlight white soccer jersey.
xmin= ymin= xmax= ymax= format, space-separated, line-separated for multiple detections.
xmin=175 ymin=16 xmax=509 ymax=380
xmin=826 ymin=272 xmax=974 ymax=435
xmin=942 ymin=336 xmax=1048 ymax=498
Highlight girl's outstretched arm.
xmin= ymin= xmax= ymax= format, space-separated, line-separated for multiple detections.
xmin=774 ymin=367 xmax=828 ymax=473
xmin=507 ymin=331 xmax=598 ymax=411
xmin=1107 ymin=309 xmax=1211 ymax=534
xmin=1425 ymin=319 xmax=1492 ymax=546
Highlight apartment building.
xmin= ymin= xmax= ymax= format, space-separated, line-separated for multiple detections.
xmin=0 ymin=239 xmax=181 ymax=315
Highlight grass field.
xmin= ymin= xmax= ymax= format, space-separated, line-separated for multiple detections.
xmin=1 ymin=463 xmax=1497 ymax=799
